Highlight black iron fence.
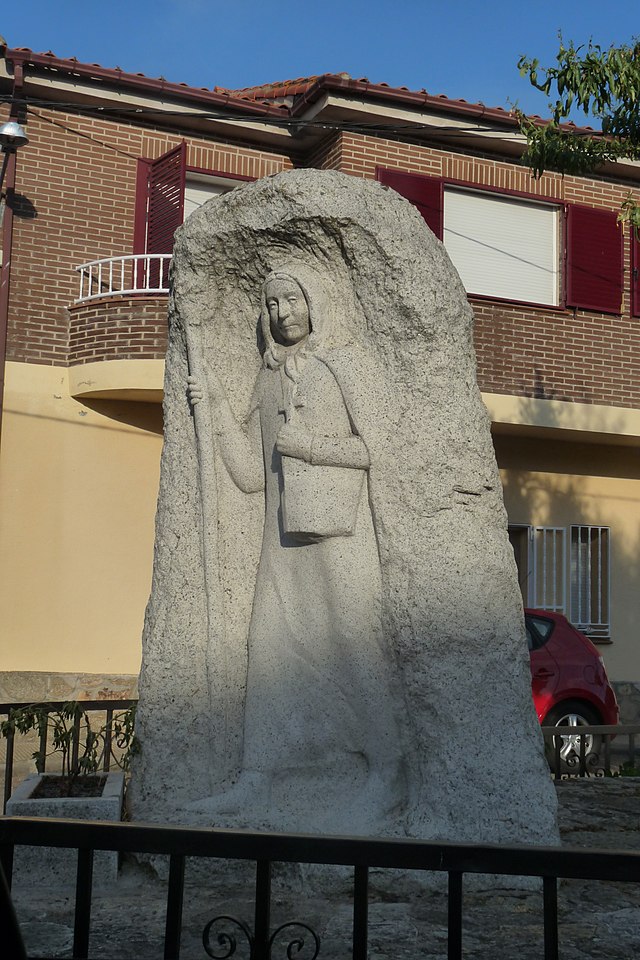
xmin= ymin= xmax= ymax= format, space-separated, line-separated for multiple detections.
xmin=1 ymin=699 xmax=137 ymax=813
xmin=2 ymin=815 xmax=640 ymax=960
xmin=541 ymin=723 xmax=640 ymax=779
xmin=2 ymin=705 xmax=640 ymax=958
xmin=3 ymin=704 xmax=640 ymax=814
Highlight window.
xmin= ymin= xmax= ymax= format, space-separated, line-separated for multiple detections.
xmin=632 ymin=227 xmax=640 ymax=318
xmin=525 ymin=613 xmax=554 ymax=651
xmin=509 ymin=525 xmax=566 ymax=612
xmin=184 ymin=173 xmax=236 ymax=219
xmin=376 ymin=167 xmax=442 ymax=237
xmin=509 ymin=525 xmax=567 ymax=611
xmin=570 ymin=525 xmax=610 ymax=638
xmin=444 ymin=188 xmax=560 ymax=306
xmin=134 ymin=143 xmax=244 ymax=282
xmin=566 ymin=205 xmax=624 ymax=313
xmin=508 ymin=524 xmax=530 ymax=605
xmin=377 ymin=168 xmax=624 ymax=313
xmin=509 ymin=523 xmax=611 ymax=640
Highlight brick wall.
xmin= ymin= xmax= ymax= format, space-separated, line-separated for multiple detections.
xmin=68 ymin=297 xmax=168 ymax=364
xmin=143 ymin=131 xmax=292 ymax=180
xmin=471 ymin=300 xmax=640 ymax=405
xmin=7 ymin=108 xmax=293 ymax=367
xmin=8 ymin=109 xmax=140 ymax=364
xmin=306 ymin=133 xmax=343 ymax=171
xmin=331 ymin=132 xmax=640 ymax=410
xmin=7 ymin=114 xmax=640 ymax=409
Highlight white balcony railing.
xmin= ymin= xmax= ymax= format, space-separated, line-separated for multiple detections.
xmin=75 ymin=254 xmax=172 ymax=303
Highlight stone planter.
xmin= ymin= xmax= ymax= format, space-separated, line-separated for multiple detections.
xmin=6 ymin=771 xmax=125 ymax=886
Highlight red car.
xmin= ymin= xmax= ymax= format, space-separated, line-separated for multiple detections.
xmin=526 ymin=609 xmax=619 ymax=765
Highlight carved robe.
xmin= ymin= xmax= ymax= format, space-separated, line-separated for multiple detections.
xmin=238 ymin=351 xmax=402 ymax=799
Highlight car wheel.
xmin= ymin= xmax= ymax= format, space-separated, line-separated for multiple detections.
xmin=543 ymin=701 xmax=602 ymax=771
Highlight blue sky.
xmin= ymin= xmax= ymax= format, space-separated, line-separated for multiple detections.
xmin=1 ymin=1 xmax=637 ymax=120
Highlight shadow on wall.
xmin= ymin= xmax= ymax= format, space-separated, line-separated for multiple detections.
xmin=494 ymin=380 xmax=640 ymax=688
xmin=80 ymin=399 xmax=164 ymax=436
xmin=6 ymin=191 xmax=37 ymax=219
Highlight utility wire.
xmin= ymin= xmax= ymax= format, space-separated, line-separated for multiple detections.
xmin=26 ymin=108 xmax=141 ymax=159
xmin=0 ymin=93 xmax=551 ymax=140
xmin=1 ymin=94 xmax=602 ymax=135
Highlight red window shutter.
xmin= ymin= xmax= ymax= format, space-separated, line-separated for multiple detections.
xmin=632 ymin=229 xmax=640 ymax=318
xmin=376 ymin=168 xmax=443 ymax=239
xmin=566 ymin=205 xmax=623 ymax=314
xmin=146 ymin=142 xmax=186 ymax=255
xmin=133 ymin=159 xmax=151 ymax=255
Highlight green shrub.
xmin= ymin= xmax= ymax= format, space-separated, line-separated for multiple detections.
xmin=1 ymin=701 xmax=139 ymax=796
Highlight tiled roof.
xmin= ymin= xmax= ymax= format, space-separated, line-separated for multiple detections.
xmin=215 ymin=73 xmax=351 ymax=101
xmin=1 ymin=48 xmax=599 ymax=133
xmin=214 ymin=71 xmax=523 ymax=118
xmin=3 ymin=48 xmax=290 ymax=113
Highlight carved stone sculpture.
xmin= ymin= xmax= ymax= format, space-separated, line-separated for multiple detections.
xmin=132 ymin=169 xmax=558 ymax=847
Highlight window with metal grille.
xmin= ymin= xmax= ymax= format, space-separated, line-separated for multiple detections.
xmin=530 ymin=526 xmax=566 ymax=613
xmin=570 ymin=525 xmax=610 ymax=638
xmin=508 ymin=525 xmax=566 ymax=613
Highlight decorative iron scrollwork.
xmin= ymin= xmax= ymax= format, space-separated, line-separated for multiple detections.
xmin=202 ymin=915 xmax=254 ymax=959
xmin=563 ymin=749 xmax=605 ymax=778
xmin=268 ymin=922 xmax=321 ymax=959
xmin=202 ymin=916 xmax=321 ymax=959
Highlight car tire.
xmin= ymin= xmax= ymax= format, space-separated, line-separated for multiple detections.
xmin=543 ymin=700 xmax=602 ymax=772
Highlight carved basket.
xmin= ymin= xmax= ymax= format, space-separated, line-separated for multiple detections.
xmin=281 ymin=457 xmax=365 ymax=539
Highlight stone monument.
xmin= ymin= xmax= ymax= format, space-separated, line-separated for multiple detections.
xmin=132 ymin=169 xmax=558 ymax=847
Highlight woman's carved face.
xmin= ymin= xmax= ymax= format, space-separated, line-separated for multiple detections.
xmin=265 ymin=277 xmax=311 ymax=346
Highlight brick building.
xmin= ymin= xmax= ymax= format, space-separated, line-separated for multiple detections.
xmin=1 ymin=46 xmax=639 ymax=713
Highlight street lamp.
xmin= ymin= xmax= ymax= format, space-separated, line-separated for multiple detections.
xmin=0 ymin=120 xmax=29 ymax=195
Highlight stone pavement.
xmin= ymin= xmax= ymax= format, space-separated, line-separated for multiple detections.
xmin=9 ymin=779 xmax=640 ymax=959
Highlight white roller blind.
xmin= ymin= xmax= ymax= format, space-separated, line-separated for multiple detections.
xmin=444 ymin=189 xmax=559 ymax=306
xmin=184 ymin=175 xmax=235 ymax=219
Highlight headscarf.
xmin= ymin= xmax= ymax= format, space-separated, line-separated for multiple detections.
xmin=260 ymin=263 xmax=333 ymax=379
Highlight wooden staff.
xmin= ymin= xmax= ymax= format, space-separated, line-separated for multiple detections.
xmin=185 ymin=320 xmax=233 ymax=782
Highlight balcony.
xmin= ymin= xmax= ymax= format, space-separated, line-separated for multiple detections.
xmin=68 ymin=255 xmax=170 ymax=402
xmin=76 ymin=254 xmax=172 ymax=303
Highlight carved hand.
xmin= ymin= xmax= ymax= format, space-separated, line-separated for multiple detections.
xmin=187 ymin=375 xmax=204 ymax=406
xmin=276 ymin=423 xmax=313 ymax=462
xmin=187 ymin=364 xmax=227 ymax=407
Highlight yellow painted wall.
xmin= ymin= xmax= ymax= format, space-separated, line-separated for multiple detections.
xmin=0 ymin=362 xmax=162 ymax=675
xmin=2 ymin=363 xmax=638 ymax=689
xmin=495 ymin=435 xmax=640 ymax=682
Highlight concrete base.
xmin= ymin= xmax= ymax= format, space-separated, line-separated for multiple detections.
xmin=6 ymin=771 xmax=125 ymax=886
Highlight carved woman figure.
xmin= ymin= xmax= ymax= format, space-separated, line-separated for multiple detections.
xmin=188 ymin=263 xmax=404 ymax=828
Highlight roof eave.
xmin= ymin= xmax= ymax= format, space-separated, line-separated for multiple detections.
xmin=3 ymin=48 xmax=290 ymax=121
xmin=290 ymin=75 xmax=521 ymax=128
